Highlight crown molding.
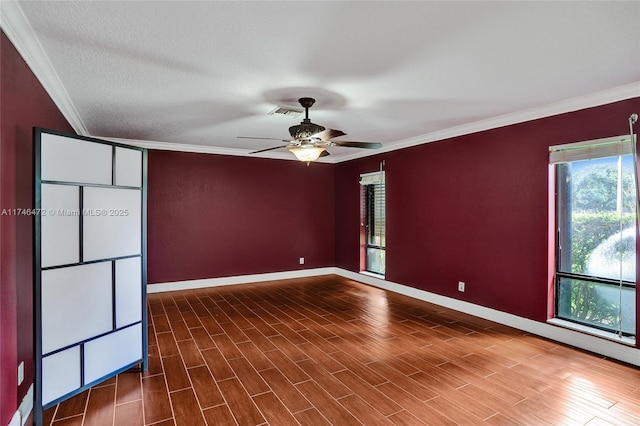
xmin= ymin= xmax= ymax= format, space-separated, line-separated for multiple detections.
xmin=334 ymin=82 xmax=640 ymax=163
xmin=1 ymin=1 xmax=89 ymax=135
xmin=106 ymin=77 xmax=639 ymax=164
xmin=2 ymin=0 xmax=636 ymax=164
xmin=103 ymin=137 xmax=335 ymax=163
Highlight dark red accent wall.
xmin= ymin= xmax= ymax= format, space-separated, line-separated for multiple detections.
xmin=1 ymin=31 xmax=75 ymax=424
xmin=147 ymin=151 xmax=335 ymax=284
xmin=336 ymin=98 xmax=640 ymax=330
xmin=3 ymin=28 xmax=639 ymax=426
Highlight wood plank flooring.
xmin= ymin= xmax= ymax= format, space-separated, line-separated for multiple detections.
xmin=42 ymin=275 xmax=640 ymax=425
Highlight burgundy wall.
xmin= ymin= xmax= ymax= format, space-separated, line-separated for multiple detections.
xmin=147 ymin=151 xmax=335 ymax=284
xmin=336 ymin=98 xmax=640 ymax=328
xmin=1 ymin=31 xmax=74 ymax=424
xmin=2 ymin=26 xmax=639 ymax=426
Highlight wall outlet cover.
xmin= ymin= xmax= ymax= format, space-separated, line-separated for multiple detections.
xmin=18 ymin=361 xmax=24 ymax=385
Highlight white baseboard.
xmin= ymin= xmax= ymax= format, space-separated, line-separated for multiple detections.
xmin=147 ymin=267 xmax=640 ymax=366
xmin=8 ymin=411 xmax=20 ymax=426
xmin=19 ymin=384 xmax=33 ymax=426
xmin=147 ymin=267 xmax=336 ymax=293
xmin=8 ymin=384 xmax=34 ymax=426
xmin=336 ymin=268 xmax=640 ymax=367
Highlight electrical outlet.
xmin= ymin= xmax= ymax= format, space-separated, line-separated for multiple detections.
xmin=18 ymin=361 xmax=24 ymax=386
xmin=458 ymin=281 xmax=465 ymax=292
xmin=299 ymin=257 xmax=305 ymax=265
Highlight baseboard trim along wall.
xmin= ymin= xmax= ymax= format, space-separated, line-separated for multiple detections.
xmin=8 ymin=411 xmax=20 ymax=426
xmin=20 ymin=384 xmax=33 ymax=426
xmin=147 ymin=268 xmax=336 ymax=293
xmin=10 ymin=384 xmax=34 ymax=426
xmin=338 ymin=269 xmax=640 ymax=367
xmin=148 ymin=267 xmax=640 ymax=367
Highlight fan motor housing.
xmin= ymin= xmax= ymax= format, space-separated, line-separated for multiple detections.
xmin=289 ymin=122 xmax=325 ymax=140
xmin=289 ymin=97 xmax=325 ymax=139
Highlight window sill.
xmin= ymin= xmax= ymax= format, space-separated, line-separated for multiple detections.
xmin=359 ymin=271 xmax=385 ymax=280
xmin=547 ymin=318 xmax=636 ymax=346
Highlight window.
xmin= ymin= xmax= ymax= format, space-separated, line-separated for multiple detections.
xmin=360 ymin=171 xmax=385 ymax=276
xmin=551 ymin=136 xmax=636 ymax=338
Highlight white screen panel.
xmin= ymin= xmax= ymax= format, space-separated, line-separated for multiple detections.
xmin=83 ymin=187 xmax=141 ymax=262
xmin=42 ymin=346 xmax=80 ymax=405
xmin=84 ymin=324 xmax=142 ymax=384
xmin=115 ymin=147 xmax=142 ymax=187
xmin=41 ymin=184 xmax=79 ymax=268
xmin=41 ymin=263 xmax=113 ymax=354
xmin=115 ymin=257 xmax=142 ymax=328
xmin=41 ymin=133 xmax=112 ymax=184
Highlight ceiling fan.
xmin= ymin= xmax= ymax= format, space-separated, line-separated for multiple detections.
xmin=238 ymin=97 xmax=382 ymax=163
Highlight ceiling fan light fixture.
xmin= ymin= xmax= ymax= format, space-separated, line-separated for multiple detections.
xmin=288 ymin=146 xmax=325 ymax=163
xmin=240 ymin=96 xmax=381 ymax=160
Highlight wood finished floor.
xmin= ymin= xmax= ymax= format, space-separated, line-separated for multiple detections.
xmin=42 ymin=275 xmax=640 ymax=425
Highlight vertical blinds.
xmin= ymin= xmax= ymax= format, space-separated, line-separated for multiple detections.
xmin=370 ymin=182 xmax=386 ymax=247
xmin=360 ymin=171 xmax=386 ymax=247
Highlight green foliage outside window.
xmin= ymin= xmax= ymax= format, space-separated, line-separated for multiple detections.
xmin=569 ymin=212 xmax=635 ymax=275
xmin=573 ymin=165 xmax=636 ymax=213
xmin=561 ymin=212 xmax=635 ymax=332
xmin=558 ymin=159 xmax=637 ymax=335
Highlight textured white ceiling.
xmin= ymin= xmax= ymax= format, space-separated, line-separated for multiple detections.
xmin=3 ymin=1 xmax=640 ymax=162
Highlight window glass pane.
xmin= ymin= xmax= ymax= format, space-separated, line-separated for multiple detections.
xmin=366 ymin=248 xmax=386 ymax=275
xmin=366 ymin=183 xmax=385 ymax=247
xmin=557 ymin=155 xmax=636 ymax=281
xmin=555 ymin=152 xmax=636 ymax=337
xmin=557 ymin=277 xmax=635 ymax=335
xmin=365 ymin=181 xmax=385 ymax=275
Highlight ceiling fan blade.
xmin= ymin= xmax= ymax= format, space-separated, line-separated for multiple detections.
xmin=313 ymin=128 xmax=346 ymax=141
xmin=249 ymin=145 xmax=289 ymax=154
xmin=333 ymin=141 xmax=382 ymax=149
xmin=238 ymin=136 xmax=290 ymax=142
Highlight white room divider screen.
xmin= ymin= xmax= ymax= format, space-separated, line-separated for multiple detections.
xmin=33 ymin=129 xmax=147 ymax=424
